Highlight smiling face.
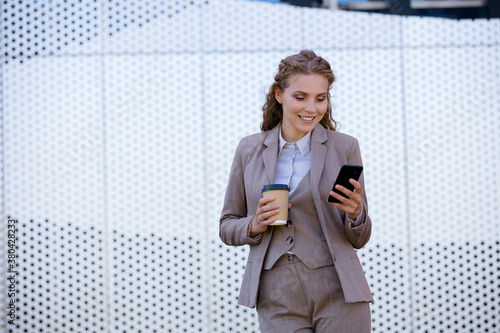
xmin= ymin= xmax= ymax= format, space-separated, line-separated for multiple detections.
xmin=275 ymin=73 xmax=330 ymax=142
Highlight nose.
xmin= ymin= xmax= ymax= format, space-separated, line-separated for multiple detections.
xmin=305 ymin=100 xmax=315 ymax=112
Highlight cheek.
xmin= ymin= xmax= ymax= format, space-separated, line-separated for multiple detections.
xmin=285 ymin=103 xmax=300 ymax=115
xmin=319 ymin=104 xmax=328 ymax=115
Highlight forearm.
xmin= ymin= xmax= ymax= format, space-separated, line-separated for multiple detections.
xmin=344 ymin=202 xmax=371 ymax=249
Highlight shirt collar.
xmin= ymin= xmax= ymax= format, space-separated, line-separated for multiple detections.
xmin=278 ymin=126 xmax=312 ymax=157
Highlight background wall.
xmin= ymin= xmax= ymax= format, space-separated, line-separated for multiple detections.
xmin=1 ymin=1 xmax=499 ymax=332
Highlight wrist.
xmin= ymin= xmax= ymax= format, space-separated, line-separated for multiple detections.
xmin=248 ymin=216 xmax=259 ymax=238
xmin=348 ymin=211 xmax=360 ymax=221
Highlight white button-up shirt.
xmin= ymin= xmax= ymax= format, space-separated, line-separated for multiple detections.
xmin=273 ymin=128 xmax=312 ymax=196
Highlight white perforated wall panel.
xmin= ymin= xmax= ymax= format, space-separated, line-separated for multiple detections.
xmin=103 ymin=1 xmax=203 ymax=53
xmin=2 ymin=56 xmax=108 ymax=331
xmin=1 ymin=1 xmax=499 ymax=332
xmin=404 ymin=45 xmax=500 ymax=333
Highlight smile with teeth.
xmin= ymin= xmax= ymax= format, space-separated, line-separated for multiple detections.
xmin=299 ymin=115 xmax=315 ymax=121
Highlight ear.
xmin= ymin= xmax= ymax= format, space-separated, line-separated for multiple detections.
xmin=274 ymin=86 xmax=282 ymax=104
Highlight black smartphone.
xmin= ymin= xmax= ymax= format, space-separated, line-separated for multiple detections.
xmin=327 ymin=165 xmax=363 ymax=204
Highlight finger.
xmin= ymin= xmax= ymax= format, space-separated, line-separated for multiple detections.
xmin=288 ymin=203 xmax=292 ymax=209
xmin=262 ymin=208 xmax=280 ymax=220
xmin=260 ymin=203 xmax=280 ymax=214
xmin=349 ymin=179 xmax=363 ymax=195
xmin=259 ymin=197 xmax=274 ymax=205
xmin=337 ymin=185 xmax=361 ymax=205
xmin=335 ymin=187 xmax=362 ymax=208
xmin=335 ymin=184 xmax=353 ymax=198
xmin=330 ymin=201 xmax=347 ymax=211
xmin=255 ymin=214 xmax=276 ymax=227
xmin=330 ymin=190 xmax=349 ymax=204
xmin=262 ymin=217 xmax=277 ymax=226
xmin=258 ymin=196 xmax=275 ymax=206
xmin=330 ymin=191 xmax=359 ymax=213
xmin=257 ymin=204 xmax=280 ymax=220
xmin=340 ymin=194 xmax=361 ymax=212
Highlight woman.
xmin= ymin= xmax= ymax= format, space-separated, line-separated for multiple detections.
xmin=219 ymin=50 xmax=373 ymax=332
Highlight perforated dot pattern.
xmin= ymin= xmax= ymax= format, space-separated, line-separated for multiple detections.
xmin=12 ymin=219 xmax=107 ymax=332
xmin=1 ymin=1 xmax=499 ymax=332
xmin=103 ymin=0 xmax=203 ymax=53
xmin=111 ymin=233 xmax=205 ymax=332
xmin=2 ymin=0 xmax=101 ymax=58
xmin=412 ymin=241 xmax=499 ymax=333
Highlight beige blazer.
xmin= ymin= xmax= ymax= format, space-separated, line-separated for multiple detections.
xmin=219 ymin=123 xmax=374 ymax=308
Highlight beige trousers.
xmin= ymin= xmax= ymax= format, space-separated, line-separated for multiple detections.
xmin=256 ymin=254 xmax=371 ymax=333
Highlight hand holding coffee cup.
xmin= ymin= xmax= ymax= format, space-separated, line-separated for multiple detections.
xmin=249 ymin=184 xmax=291 ymax=237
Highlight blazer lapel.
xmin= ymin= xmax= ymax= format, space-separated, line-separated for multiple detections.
xmin=262 ymin=123 xmax=327 ymax=186
xmin=310 ymin=124 xmax=328 ymax=200
xmin=262 ymin=125 xmax=280 ymax=183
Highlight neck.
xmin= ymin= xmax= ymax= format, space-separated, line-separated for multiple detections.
xmin=281 ymin=127 xmax=307 ymax=143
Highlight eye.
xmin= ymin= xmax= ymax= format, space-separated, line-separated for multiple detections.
xmin=317 ymin=98 xmax=325 ymax=102
xmin=295 ymin=96 xmax=305 ymax=100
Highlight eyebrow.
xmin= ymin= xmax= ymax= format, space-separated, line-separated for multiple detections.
xmin=293 ymin=90 xmax=328 ymax=96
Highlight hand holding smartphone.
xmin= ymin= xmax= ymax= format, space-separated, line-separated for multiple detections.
xmin=327 ymin=165 xmax=363 ymax=204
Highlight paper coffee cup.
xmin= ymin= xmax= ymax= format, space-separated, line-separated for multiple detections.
xmin=261 ymin=184 xmax=289 ymax=226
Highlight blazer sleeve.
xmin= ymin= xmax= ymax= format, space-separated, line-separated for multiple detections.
xmin=219 ymin=139 xmax=261 ymax=246
xmin=343 ymin=138 xmax=372 ymax=249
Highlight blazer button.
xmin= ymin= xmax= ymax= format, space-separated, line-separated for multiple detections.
xmin=286 ymin=236 xmax=293 ymax=244
xmin=286 ymin=220 xmax=293 ymax=227
xmin=356 ymin=231 xmax=361 ymax=237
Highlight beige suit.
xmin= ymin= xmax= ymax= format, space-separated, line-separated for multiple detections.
xmin=219 ymin=123 xmax=373 ymax=309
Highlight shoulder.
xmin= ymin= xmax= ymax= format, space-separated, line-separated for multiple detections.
xmin=232 ymin=131 xmax=268 ymax=158
xmin=231 ymin=131 xmax=268 ymax=169
xmin=238 ymin=131 xmax=267 ymax=149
